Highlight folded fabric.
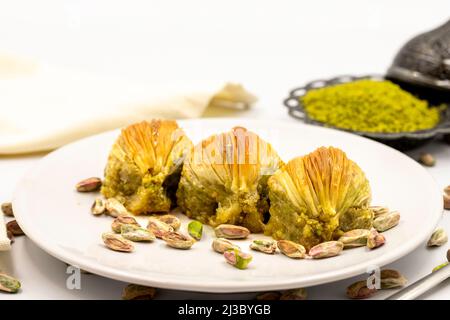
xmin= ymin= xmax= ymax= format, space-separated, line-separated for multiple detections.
xmin=0 ymin=210 xmax=11 ymax=251
xmin=0 ymin=55 xmax=257 ymax=154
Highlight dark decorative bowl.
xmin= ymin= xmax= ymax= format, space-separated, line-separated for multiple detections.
xmin=283 ymin=75 xmax=450 ymax=150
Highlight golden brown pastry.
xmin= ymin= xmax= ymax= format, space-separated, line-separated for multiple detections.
xmin=176 ymin=126 xmax=283 ymax=232
xmin=265 ymin=147 xmax=372 ymax=250
xmin=101 ymin=120 xmax=192 ymax=214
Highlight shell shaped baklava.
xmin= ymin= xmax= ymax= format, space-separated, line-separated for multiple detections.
xmin=176 ymin=126 xmax=283 ymax=232
xmin=101 ymin=120 xmax=192 ymax=214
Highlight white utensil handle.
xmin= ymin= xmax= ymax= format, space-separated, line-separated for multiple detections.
xmin=386 ymin=263 xmax=450 ymax=300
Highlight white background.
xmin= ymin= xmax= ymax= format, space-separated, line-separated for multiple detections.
xmin=0 ymin=0 xmax=449 ymax=299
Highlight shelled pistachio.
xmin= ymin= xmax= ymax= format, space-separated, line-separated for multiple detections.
xmin=1 ymin=202 xmax=13 ymax=217
xmin=157 ymin=214 xmax=181 ymax=231
xmin=373 ymin=211 xmax=400 ymax=232
xmin=76 ymin=177 xmax=102 ymax=192
xmin=277 ymin=240 xmax=306 ymax=259
xmin=427 ymin=228 xmax=448 ymax=247
xmin=214 ymin=224 xmax=250 ymax=239
xmin=102 ymin=232 xmax=134 ymax=252
xmin=338 ymin=229 xmax=369 ymax=248
xmin=188 ymin=220 xmax=203 ymax=241
xmin=122 ymin=284 xmax=157 ymax=300
xmin=212 ymin=238 xmax=240 ymax=254
xmin=121 ymin=224 xmax=155 ymax=242
xmin=309 ymin=241 xmax=343 ymax=259
xmin=380 ymin=269 xmax=407 ymax=289
xmin=224 ymin=248 xmax=252 ymax=270
xmin=0 ymin=273 xmax=21 ymax=293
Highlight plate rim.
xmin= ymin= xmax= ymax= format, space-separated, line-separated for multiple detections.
xmin=12 ymin=118 xmax=444 ymax=293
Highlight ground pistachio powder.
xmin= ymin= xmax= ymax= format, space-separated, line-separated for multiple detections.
xmin=301 ymin=79 xmax=442 ymax=133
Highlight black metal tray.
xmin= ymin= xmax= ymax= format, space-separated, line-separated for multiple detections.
xmin=284 ymin=75 xmax=450 ymax=150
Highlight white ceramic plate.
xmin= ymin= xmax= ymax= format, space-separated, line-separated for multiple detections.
xmin=13 ymin=119 xmax=443 ymax=293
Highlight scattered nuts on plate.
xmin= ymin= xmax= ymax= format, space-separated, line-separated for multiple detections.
xmin=111 ymin=215 xmax=139 ymax=233
xmin=121 ymin=224 xmax=155 ymax=242
xmin=76 ymin=177 xmax=102 ymax=192
xmin=1 ymin=202 xmax=13 ymax=217
xmin=277 ymin=240 xmax=306 ymax=259
xmin=102 ymin=232 xmax=134 ymax=252
xmin=157 ymin=214 xmax=181 ymax=231
xmin=346 ymin=280 xmax=376 ymax=299
xmin=6 ymin=220 xmax=24 ymax=236
xmin=0 ymin=273 xmax=21 ymax=293
xmin=188 ymin=220 xmax=203 ymax=241
xmin=309 ymin=241 xmax=343 ymax=259
xmin=91 ymin=198 xmax=106 ymax=215
xmin=250 ymin=239 xmax=277 ymax=254
xmin=373 ymin=210 xmax=400 ymax=232
xmin=280 ymin=288 xmax=307 ymax=300
xmin=418 ymin=153 xmax=436 ymax=167
xmin=212 ymin=238 xmax=240 ymax=254
xmin=380 ymin=269 xmax=407 ymax=289
xmin=214 ymin=224 xmax=250 ymax=239
xmin=105 ymin=198 xmax=129 ymax=217
xmin=223 ymin=248 xmax=252 ymax=270
xmin=122 ymin=284 xmax=157 ymax=300
xmin=366 ymin=228 xmax=385 ymax=249
xmin=338 ymin=229 xmax=370 ymax=248
xmin=147 ymin=217 xmax=174 ymax=239
xmin=162 ymin=232 xmax=195 ymax=249
xmin=427 ymin=228 xmax=448 ymax=247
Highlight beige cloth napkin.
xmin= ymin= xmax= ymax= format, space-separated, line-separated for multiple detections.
xmin=0 ymin=55 xmax=257 ymax=250
xmin=0 ymin=210 xmax=11 ymax=251
xmin=0 ymin=55 xmax=257 ymax=154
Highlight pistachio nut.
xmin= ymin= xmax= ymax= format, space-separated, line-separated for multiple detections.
xmin=444 ymin=185 xmax=450 ymax=196
xmin=121 ymin=224 xmax=155 ymax=242
xmin=122 ymin=284 xmax=157 ymax=300
xmin=111 ymin=215 xmax=139 ymax=233
xmin=162 ymin=231 xmax=195 ymax=249
xmin=338 ymin=229 xmax=370 ymax=248
xmin=369 ymin=206 xmax=389 ymax=218
xmin=380 ymin=269 xmax=407 ymax=289
xmin=250 ymin=239 xmax=277 ymax=254
xmin=432 ymin=262 xmax=449 ymax=273
xmin=157 ymin=214 xmax=181 ymax=230
xmin=212 ymin=238 xmax=240 ymax=254
xmin=373 ymin=210 xmax=400 ymax=232
xmin=427 ymin=228 xmax=448 ymax=247
xmin=419 ymin=153 xmax=435 ymax=167
xmin=308 ymin=241 xmax=343 ymax=259
xmin=105 ymin=198 xmax=129 ymax=217
xmin=1 ymin=202 xmax=13 ymax=217
xmin=188 ymin=220 xmax=203 ymax=241
xmin=445 ymin=194 xmax=450 ymax=210
xmin=214 ymin=224 xmax=250 ymax=239
xmin=147 ymin=217 xmax=174 ymax=238
xmin=223 ymin=248 xmax=252 ymax=270
xmin=0 ymin=273 xmax=21 ymax=293
xmin=76 ymin=177 xmax=102 ymax=192
xmin=255 ymin=292 xmax=282 ymax=300
xmin=7 ymin=230 xmax=14 ymax=243
xmin=277 ymin=240 xmax=306 ymax=259
xmin=91 ymin=198 xmax=106 ymax=215
xmin=6 ymin=220 xmax=24 ymax=236
xmin=102 ymin=232 xmax=134 ymax=252
xmin=346 ymin=280 xmax=376 ymax=299
xmin=366 ymin=228 xmax=386 ymax=249
xmin=280 ymin=288 xmax=307 ymax=300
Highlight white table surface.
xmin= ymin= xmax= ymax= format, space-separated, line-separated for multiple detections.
xmin=1 ymin=0 xmax=450 ymax=299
